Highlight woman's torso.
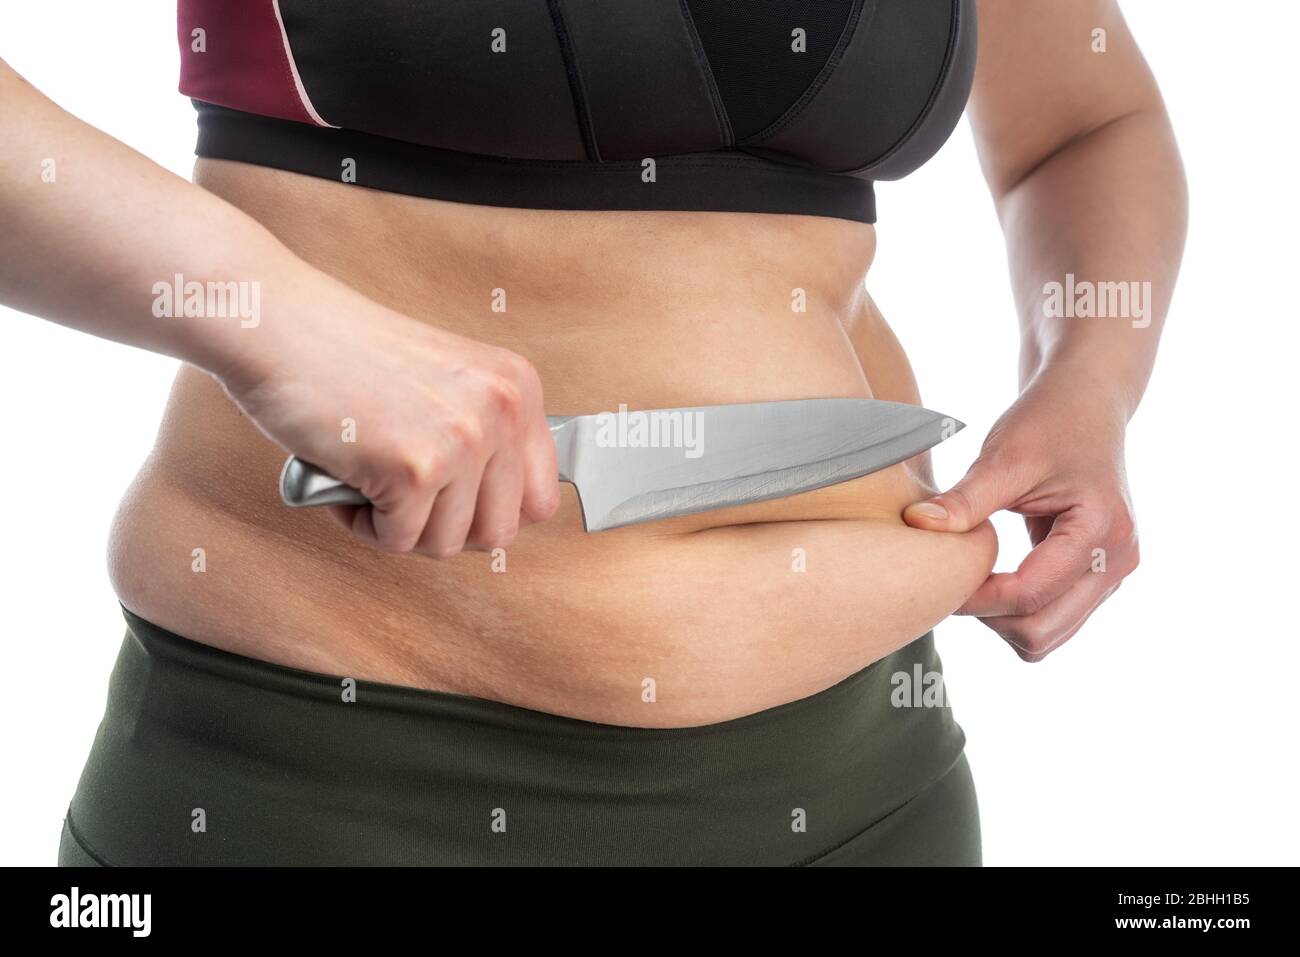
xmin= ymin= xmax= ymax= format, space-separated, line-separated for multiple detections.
xmin=107 ymin=158 xmax=996 ymax=727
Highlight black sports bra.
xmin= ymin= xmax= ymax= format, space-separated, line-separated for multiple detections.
xmin=177 ymin=0 xmax=977 ymax=224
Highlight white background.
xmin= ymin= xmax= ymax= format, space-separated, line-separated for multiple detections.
xmin=1 ymin=2 xmax=1296 ymax=866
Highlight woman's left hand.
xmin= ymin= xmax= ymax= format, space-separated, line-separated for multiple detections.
xmin=902 ymin=377 xmax=1140 ymax=661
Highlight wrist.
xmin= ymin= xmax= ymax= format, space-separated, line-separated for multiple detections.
xmin=1021 ymin=338 xmax=1145 ymax=428
xmin=168 ymin=242 xmax=319 ymax=396
xmin=986 ymin=386 xmax=1127 ymax=488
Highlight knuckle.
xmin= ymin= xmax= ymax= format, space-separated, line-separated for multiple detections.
xmin=1109 ymin=510 xmax=1137 ymax=544
xmin=485 ymin=352 xmax=540 ymax=409
xmin=523 ymin=487 xmax=562 ymax=523
xmin=1123 ymin=540 xmax=1141 ymax=575
xmin=375 ymin=533 xmax=417 ymax=554
xmin=445 ymin=416 xmax=486 ymax=456
xmin=1097 ymin=491 xmax=1137 ymax=539
xmin=999 ymin=618 xmax=1031 ymax=645
xmin=1001 ymin=620 xmax=1046 ymax=656
xmin=499 ymin=350 xmax=540 ymax=388
xmin=981 ymin=437 xmax=1033 ymax=480
xmin=944 ymin=486 xmax=978 ymax=524
xmin=977 ymin=440 xmax=1013 ymax=472
xmin=539 ymin=494 xmax=562 ymax=521
xmin=1075 ymin=506 xmax=1110 ymax=544
xmin=481 ymin=524 xmax=519 ymax=550
xmin=1011 ymin=586 xmax=1050 ymax=618
xmin=482 ymin=372 xmax=524 ymax=419
xmin=393 ymin=450 xmax=441 ymax=490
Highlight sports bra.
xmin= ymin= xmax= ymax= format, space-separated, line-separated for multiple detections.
xmin=177 ymin=0 xmax=977 ymax=224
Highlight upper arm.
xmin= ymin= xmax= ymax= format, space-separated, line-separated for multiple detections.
xmin=968 ymin=0 xmax=1169 ymax=196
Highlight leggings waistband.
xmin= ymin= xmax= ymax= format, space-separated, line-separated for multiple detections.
xmin=65 ymin=607 xmax=972 ymax=865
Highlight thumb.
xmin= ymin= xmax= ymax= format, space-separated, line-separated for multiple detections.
xmin=904 ymin=454 xmax=1014 ymax=532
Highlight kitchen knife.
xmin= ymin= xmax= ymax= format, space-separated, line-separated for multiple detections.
xmin=279 ymin=397 xmax=963 ymax=532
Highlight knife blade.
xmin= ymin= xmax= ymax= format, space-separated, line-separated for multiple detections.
xmin=279 ymin=397 xmax=963 ymax=532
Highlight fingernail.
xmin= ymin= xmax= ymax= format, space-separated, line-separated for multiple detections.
xmin=910 ymin=501 xmax=949 ymax=521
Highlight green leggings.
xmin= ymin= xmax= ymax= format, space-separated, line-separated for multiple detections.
xmin=60 ymin=607 xmax=980 ymax=866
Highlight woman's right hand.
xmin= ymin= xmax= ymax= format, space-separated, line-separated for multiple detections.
xmin=0 ymin=58 xmax=556 ymax=558
xmin=214 ymin=267 xmax=561 ymax=559
xmin=0 ymin=60 xmax=557 ymax=557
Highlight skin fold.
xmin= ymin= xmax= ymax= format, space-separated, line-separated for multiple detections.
xmin=1 ymin=1 xmax=1185 ymax=726
xmin=106 ymin=162 xmax=999 ymax=725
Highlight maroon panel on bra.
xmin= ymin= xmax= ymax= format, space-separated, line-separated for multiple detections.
xmin=177 ymin=0 xmax=315 ymax=125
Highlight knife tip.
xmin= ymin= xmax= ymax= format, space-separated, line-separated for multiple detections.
xmin=924 ymin=408 xmax=965 ymax=438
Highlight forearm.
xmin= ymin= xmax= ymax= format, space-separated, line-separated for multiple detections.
xmin=995 ymin=107 xmax=1187 ymax=424
xmin=0 ymin=59 xmax=314 ymax=387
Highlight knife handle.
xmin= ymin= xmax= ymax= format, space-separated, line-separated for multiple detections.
xmin=279 ymin=457 xmax=368 ymax=508
xmin=280 ymin=416 xmax=575 ymax=508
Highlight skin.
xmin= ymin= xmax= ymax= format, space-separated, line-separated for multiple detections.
xmin=906 ymin=0 xmax=1188 ymax=660
xmin=0 ymin=2 xmax=1184 ymax=723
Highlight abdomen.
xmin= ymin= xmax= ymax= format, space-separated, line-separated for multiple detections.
xmin=106 ymin=161 xmax=996 ymax=726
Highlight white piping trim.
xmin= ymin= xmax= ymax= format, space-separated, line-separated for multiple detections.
xmin=271 ymin=0 xmax=337 ymax=127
